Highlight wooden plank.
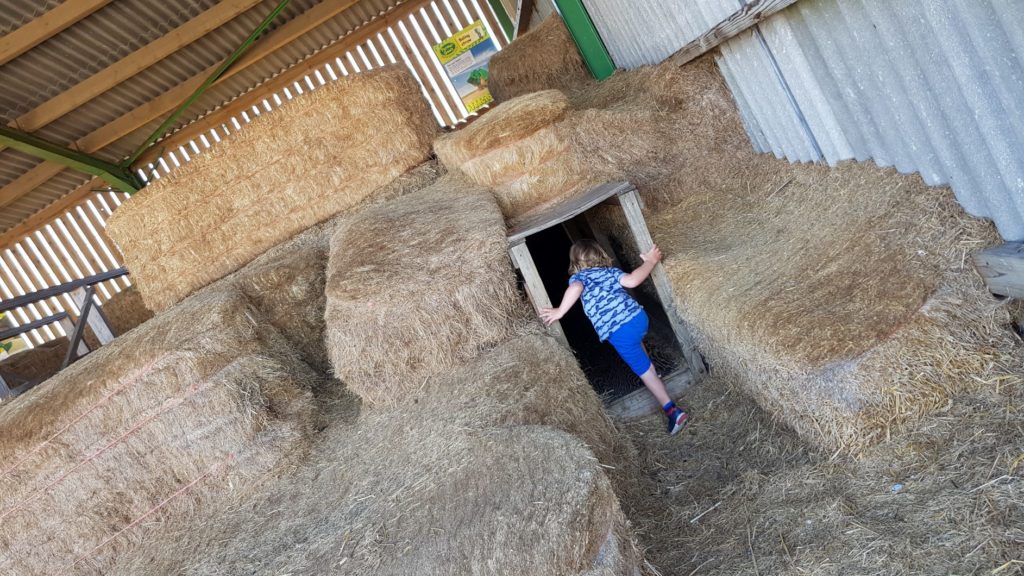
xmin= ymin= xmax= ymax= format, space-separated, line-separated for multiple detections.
xmin=606 ymin=369 xmax=694 ymax=421
xmin=507 ymin=181 xmax=632 ymax=244
xmin=13 ymin=0 xmax=265 ymax=134
xmin=0 ymin=177 xmax=101 ymax=250
xmin=71 ymin=287 xmax=115 ymax=345
xmin=0 ymin=312 xmax=68 ymax=341
xmin=618 ymin=189 xmax=707 ymax=379
xmin=0 ymin=267 xmax=128 ymax=313
xmin=513 ymin=0 xmax=535 ymax=38
xmin=0 ymin=0 xmax=112 ymax=66
xmin=669 ymin=0 xmax=800 ymax=67
xmin=973 ymin=242 xmax=1024 ymax=298
xmin=508 ymin=242 xmax=568 ymax=347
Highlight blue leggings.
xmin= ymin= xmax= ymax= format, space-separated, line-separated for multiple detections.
xmin=607 ymin=311 xmax=652 ymax=376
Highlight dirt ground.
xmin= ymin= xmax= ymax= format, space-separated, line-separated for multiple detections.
xmin=618 ymin=359 xmax=1024 ymax=576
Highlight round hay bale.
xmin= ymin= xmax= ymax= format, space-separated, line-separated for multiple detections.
xmin=434 ymin=89 xmax=569 ymax=167
xmin=488 ymin=15 xmax=592 ymax=102
xmin=324 ymin=175 xmax=523 ymax=405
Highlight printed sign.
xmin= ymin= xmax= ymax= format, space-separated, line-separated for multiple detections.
xmin=433 ymin=20 xmax=498 ymax=113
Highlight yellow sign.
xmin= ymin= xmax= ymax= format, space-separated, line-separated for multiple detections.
xmin=433 ymin=20 xmax=497 ymax=114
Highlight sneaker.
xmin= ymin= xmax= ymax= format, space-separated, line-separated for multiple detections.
xmin=667 ymin=408 xmax=689 ymax=435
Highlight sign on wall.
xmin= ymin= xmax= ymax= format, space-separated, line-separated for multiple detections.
xmin=433 ymin=20 xmax=498 ymax=113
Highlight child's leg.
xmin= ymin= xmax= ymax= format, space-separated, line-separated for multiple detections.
xmin=638 ymin=366 xmax=671 ymax=406
xmin=608 ymin=312 xmax=666 ymax=401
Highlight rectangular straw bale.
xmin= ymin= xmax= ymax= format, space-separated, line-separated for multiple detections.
xmin=106 ymin=65 xmax=438 ymax=313
xmin=0 ymin=289 xmax=318 ymax=575
xmin=487 ymin=15 xmax=592 ymax=103
xmin=649 ymin=160 xmax=1017 ymax=452
xmin=84 ymin=286 xmax=153 ymax=350
xmin=108 ymin=420 xmax=641 ymax=576
xmin=0 ymin=338 xmax=68 ymax=386
xmin=324 ymin=175 xmax=523 ymax=405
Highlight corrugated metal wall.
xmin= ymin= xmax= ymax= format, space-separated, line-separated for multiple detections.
xmin=581 ymin=0 xmax=1024 ymax=240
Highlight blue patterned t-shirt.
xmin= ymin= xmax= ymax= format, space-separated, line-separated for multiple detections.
xmin=569 ymin=266 xmax=643 ymax=341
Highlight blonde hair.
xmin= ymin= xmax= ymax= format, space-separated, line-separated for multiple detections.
xmin=569 ymin=239 xmax=612 ymax=274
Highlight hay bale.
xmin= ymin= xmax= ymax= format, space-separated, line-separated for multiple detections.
xmin=107 ymin=65 xmax=438 ymax=313
xmin=435 ymin=91 xmax=619 ymax=222
xmin=0 ymin=338 xmax=68 ymax=387
xmin=650 ymin=159 xmax=1016 ymax=452
xmin=0 ymin=289 xmax=318 ymax=575
xmin=84 ymin=286 xmax=153 ymax=350
xmin=488 ymin=15 xmax=592 ymax=102
xmin=325 ymin=175 xmax=522 ymax=404
xmin=109 ymin=421 xmax=640 ymax=575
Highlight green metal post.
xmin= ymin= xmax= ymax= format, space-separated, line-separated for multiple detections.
xmin=552 ymin=0 xmax=615 ymax=80
xmin=486 ymin=0 xmax=515 ymax=40
xmin=123 ymin=0 xmax=291 ymax=168
xmin=0 ymin=126 xmax=141 ymax=193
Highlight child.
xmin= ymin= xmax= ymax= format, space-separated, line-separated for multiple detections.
xmin=541 ymin=239 xmax=689 ymax=435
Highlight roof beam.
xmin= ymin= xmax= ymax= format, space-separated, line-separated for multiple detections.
xmin=0 ymin=0 xmax=362 ymax=212
xmin=12 ymin=0 xmax=265 ymax=134
xmin=669 ymin=0 xmax=800 ymax=66
xmin=0 ymin=178 xmax=103 ymax=251
xmin=0 ymin=126 xmax=140 ymax=193
xmin=0 ymin=0 xmax=112 ymax=66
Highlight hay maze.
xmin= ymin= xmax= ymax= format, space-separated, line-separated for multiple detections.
xmin=0 ymin=15 xmax=1021 ymax=576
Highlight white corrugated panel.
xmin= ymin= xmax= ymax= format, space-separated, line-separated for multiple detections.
xmin=581 ymin=0 xmax=1024 ymax=240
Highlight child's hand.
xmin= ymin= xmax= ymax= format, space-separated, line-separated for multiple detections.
xmin=539 ymin=307 xmax=563 ymax=326
xmin=641 ymin=244 xmax=663 ymax=264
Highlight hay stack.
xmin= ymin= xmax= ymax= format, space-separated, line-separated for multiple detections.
xmin=107 ymin=65 xmax=438 ymax=313
xmin=109 ymin=419 xmax=640 ymax=575
xmin=435 ymin=91 xmax=619 ymax=222
xmin=84 ymin=286 xmax=153 ymax=350
xmin=0 ymin=338 xmax=68 ymax=386
xmin=325 ymin=176 xmax=522 ymax=404
xmin=0 ymin=289 xmax=318 ymax=575
xmin=488 ymin=15 xmax=591 ymax=102
xmin=649 ymin=159 xmax=1016 ymax=452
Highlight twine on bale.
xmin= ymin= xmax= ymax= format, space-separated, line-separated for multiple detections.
xmin=66 ymin=453 xmax=236 ymax=572
xmin=0 ymin=371 xmax=206 ymax=522
xmin=0 ymin=356 xmax=170 ymax=480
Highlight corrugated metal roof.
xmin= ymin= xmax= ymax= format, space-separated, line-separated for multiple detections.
xmin=582 ymin=0 xmax=1024 ymax=240
xmin=0 ymin=0 xmax=404 ymax=234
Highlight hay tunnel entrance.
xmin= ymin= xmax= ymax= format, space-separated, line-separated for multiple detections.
xmin=521 ymin=218 xmax=682 ymax=401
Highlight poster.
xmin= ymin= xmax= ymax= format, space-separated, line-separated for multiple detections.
xmin=433 ymin=20 xmax=498 ymax=113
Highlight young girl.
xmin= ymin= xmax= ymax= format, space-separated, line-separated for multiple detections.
xmin=541 ymin=239 xmax=689 ymax=435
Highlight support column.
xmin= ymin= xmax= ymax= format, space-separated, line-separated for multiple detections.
xmin=551 ymin=0 xmax=615 ymax=79
xmin=509 ymin=242 xmax=569 ymax=347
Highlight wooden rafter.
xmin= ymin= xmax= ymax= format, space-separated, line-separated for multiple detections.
xmin=0 ymin=0 xmax=363 ymax=212
xmin=0 ymin=178 xmax=103 ymax=250
xmin=669 ymin=0 xmax=800 ymax=66
xmin=11 ymin=0 xmax=265 ymax=135
xmin=0 ymin=0 xmax=112 ymax=66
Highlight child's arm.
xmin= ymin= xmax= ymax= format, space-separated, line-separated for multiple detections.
xmin=540 ymin=282 xmax=584 ymax=326
xmin=620 ymin=245 xmax=662 ymax=288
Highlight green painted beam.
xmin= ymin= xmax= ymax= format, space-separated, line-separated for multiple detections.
xmin=552 ymin=0 xmax=615 ymax=80
xmin=486 ymin=0 xmax=514 ymax=40
xmin=123 ymin=0 xmax=291 ymax=168
xmin=0 ymin=125 xmax=140 ymax=193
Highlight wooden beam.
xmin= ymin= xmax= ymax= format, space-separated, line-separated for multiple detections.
xmin=508 ymin=242 xmax=569 ymax=347
xmin=0 ymin=178 xmax=103 ymax=251
xmin=513 ymin=0 xmax=534 ymax=38
xmin=0 ymin=0 xmax=112 ymax=66
xmin=133 ymin=0 xmax=435 ymax=168
xmin=0 ymin=0 xmax=363 ymax=211
xmin=669 ymin=0 xmax=799 ymax=67
xmin=607 ymin=369 xmax=693 ymax=421
xmin=973 ymin=242 xmax=1024 ymax=299
xmin=12 ymin=0 xmax=265 ymax=134
xmin=71 ymin=287 xmax=116 ymax=344
xmin=618 ymin=188 xmax=707 ymax=379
